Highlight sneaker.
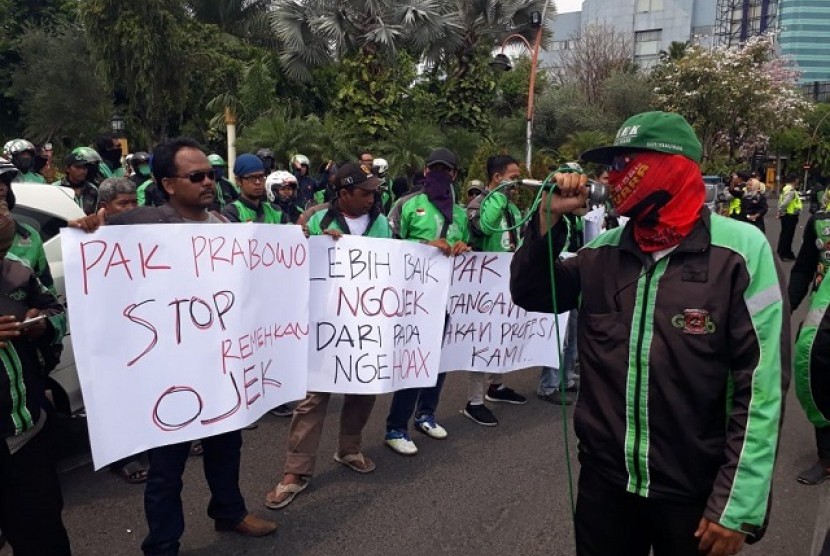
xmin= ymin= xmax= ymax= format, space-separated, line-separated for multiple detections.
xmin=796 ymin=461 xmax=830 ymax=485
xmin=485 ymin=385 xmax=527 ymax=405
xmin=414 ymin=414 xmax=448 ymax=439
xmin=537 ymin=391 xmax=575 ymax=405
xmin=462 ymin=403 xmax=498 ymax=427
xmin=385 ymin=430 xmax=418 ymax=455
xmin=270 ymin=404 xmax=294 ymax=418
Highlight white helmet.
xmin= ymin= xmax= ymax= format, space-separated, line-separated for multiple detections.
xmin=266 ymin=170 xmax=297 ymax=202
xmin=372 ymin=157 xmax=388 ymax=177
xmin=290 ymin=153 xmax=310 ymax=168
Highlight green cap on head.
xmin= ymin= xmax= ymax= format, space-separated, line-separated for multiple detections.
xmin=580 ymin=111 xmax=702 ymax=164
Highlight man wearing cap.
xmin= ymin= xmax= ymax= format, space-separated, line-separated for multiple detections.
xmin=510 ymin=111 xmax=788 ymax=556
xmin=464 ymin=180 xmax=483 ymax=207
xmin=384 ymin=147 xmax=470 ymax=455
xmin=55 ymin=152 xmax=99 ymax=215
xmin=264 ymin=163 xmax=391 ymax=509
xmin=222 ymin=154 xmax=282 ymax=224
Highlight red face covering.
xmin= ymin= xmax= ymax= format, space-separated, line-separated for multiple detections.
xmin=608 ymin=152 xmax=704 ymax=253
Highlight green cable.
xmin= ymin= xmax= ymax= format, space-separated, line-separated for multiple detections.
xmin=478 ymin=171 xmax=579 ymax=536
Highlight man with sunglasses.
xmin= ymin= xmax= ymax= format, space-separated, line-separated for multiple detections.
xmin=511 ymin=111 xmax=788 ymax=556
xmin=69 ymin=137 xmax=277 ymax=556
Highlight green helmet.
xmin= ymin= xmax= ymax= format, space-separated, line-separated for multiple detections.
xmin=72 ymin=146 xmax=103 ymax=164
xmin=208 ymin=153 xmax=226 ymax=167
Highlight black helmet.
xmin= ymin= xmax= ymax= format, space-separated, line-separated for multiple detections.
xmin=256 ymin=148 xmax=276 ymax=160
xmin=131 ymin=151 xmax=151 ymax=171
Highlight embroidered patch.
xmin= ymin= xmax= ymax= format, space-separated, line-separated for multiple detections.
xmin=672 ymin=309 xmax=716 ymax=334
xmin=7 ymin=288 xmax=26 ymax=302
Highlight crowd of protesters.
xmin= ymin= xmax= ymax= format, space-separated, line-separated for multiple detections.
xmin=0 ymin=110 xmax=826 ymax=556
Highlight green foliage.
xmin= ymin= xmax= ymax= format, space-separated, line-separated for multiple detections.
xmin=9 ymin=24 xmax=113 ymax=146
xmin=79 ymin=0 xmax=192 ymax=139
xmin=376 ymin=121 xmax=442 ymax=180
xmin=0 ymin=0 xmax=77 ymax=138
xmin=437 ymin=49 xmax=497 ymax=133
xmin=333 ymin=50 xmax=417 ymax=141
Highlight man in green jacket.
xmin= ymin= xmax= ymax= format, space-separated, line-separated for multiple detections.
xmin=384 ymin=148 xmax=470 ymax=455
xmin=462 ymin=155 xmax=527 ymax=427
xmin=265 ymin=162 xmax=390 ymax=510
xmin=222 ymin=154 xmax=283 ymax=224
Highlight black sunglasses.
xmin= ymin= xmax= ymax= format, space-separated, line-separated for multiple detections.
xmin=173 ymin=170 xmax=216 ymax=183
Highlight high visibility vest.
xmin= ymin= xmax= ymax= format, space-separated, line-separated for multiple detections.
xmin=729 ymin=197 xmax=741 ymax=215
xmin=780 ymin=185 xmax=803 ymax=215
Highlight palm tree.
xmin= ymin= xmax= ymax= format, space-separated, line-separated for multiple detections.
xmin=186 ymin=0 xmax=274 ymax=46
xmin=271 ymin=0 xmax=456 ymax=82
xmin=659 ymin=41 xmax=689 ymax=62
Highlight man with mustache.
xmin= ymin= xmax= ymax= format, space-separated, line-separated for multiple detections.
xmin=510 ymin=112 xmax=788 ymax=556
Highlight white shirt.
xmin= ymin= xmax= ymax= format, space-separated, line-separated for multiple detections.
xmin=344 ymin=213 xmax=370 ymax=236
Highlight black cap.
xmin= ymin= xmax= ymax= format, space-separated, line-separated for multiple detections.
xmin=64 ymin=153 xmax=87 ymax=167
xmin=334 ymin=163 xmax=381 ymax=191
xmin=426 ymin=147 xmax=458 ymax=170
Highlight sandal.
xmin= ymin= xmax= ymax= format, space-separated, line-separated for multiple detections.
xmin=112 ymin=459 xmax=148 ymax=484
xmin=334 ymin=452 xmax=376 ymax=474
xmin=265 ymin=479 xmax=309 ymax=510
xmin=797 ymin=461 xmax=830 ymax=485
xmin=189 ymin=440 xmax=203 ymax=457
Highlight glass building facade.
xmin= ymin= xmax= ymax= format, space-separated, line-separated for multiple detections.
xmin=779 ymin=0 xmax=830 ymax=83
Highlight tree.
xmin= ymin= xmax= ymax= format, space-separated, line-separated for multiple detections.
xmin=554 ymin=23 xmax=635 ymax=106
xmin=659 ymin=41 xmax=689 ymax=63
xmin=79 ymin=0 xmax=193 ymax=140
xmin=431 ymin=0 xmax=552 ymax=133
xmin=0 ymin=0 xmax=77 ymax=139
xmin=652 ymin=34 xmax=812 ymax=162
xmin=9 ymin=24 xmax=113 ymax=146
xmin=186 ymin=0 xmax=273 ymax=45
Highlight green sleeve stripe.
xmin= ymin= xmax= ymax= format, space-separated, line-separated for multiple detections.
xmin=794 ymin=278 xmax=830 ymax=427
xmin=710 ymin=215 xmax=783 ymax=531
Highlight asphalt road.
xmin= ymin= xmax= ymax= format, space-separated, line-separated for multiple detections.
xmin=4 ymin=207 xmax=827 ymax=556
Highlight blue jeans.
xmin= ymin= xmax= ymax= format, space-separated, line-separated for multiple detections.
xmin=141 ymin=430 xmax=247 ymax=556
xmin=385 ymin=373 xmax=447 ymax=433
xmin=539 ymin=309 xmax=578 ymax=396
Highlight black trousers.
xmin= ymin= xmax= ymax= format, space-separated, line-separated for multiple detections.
xmin=575 ymin=466 xmax=705 ymax=556
xmin=777 ymin=214 xmax=798 ymax=258
xmin=0 ymin=426 xmax=71 ymax=556
xmin=141 ymin=430 xmax=246 ymax=556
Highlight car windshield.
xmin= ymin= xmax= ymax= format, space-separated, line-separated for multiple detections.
xmin=11 ymin=206 xmax=68 ymax=242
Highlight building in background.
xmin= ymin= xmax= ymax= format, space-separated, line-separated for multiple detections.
xmin=779 ymin=0 xmax=830 ymax=87
xmin=541 ymin=0 xmax=717 ymax=71
xmin=714 ymin=0 xmax=779 ymax=47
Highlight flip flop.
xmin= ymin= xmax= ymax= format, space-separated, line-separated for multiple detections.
xmin=265 ymin=479 xmax=309 ymax=510
xmin=113 ymin=460 xmax=148 ymax=484
xmin=334 ymin=452 xmax=376 ymax=474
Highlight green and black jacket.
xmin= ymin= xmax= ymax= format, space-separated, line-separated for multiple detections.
xmin=790 ymin=211 xmax=830 ymax=428
xmin=222 ymin=197 xmax=287 ymax=224
xmin=0 ymin=258 xmax=66 ymax=439
xmin=511 ymin=208 xmax=789 ymax=536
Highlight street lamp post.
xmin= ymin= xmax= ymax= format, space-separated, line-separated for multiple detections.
xmin=490 ymin=2 xmax=549 ymax=174
xmin=110 ymin=113 xmax=128 ymax=157
xmin=490 ymin=4 xmax=549 ymax=175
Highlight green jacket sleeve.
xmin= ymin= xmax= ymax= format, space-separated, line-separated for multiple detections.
xmin=478 ymin=191 xmax=508 ymax=236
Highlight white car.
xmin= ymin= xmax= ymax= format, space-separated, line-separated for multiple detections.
xmin=11 ymin=181 xmax=86 ymax=414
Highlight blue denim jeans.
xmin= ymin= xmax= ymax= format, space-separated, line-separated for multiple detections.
xmin=385 ymin=373 xmax=447 ymax=433
xmin=141 ymin=430 xmax=247 ymax=555
xmin=538 ymin=309 xmax=578 ymax=396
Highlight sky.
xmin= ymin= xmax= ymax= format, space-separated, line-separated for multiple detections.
xmin=555 ymin=0 xmax=583 ymax=13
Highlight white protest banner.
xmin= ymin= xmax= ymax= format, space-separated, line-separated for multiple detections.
xmin=61 ymin=223 xmax=309 ymax=469
xmin=583 ymin=206 xmax=606 ymax=244
xmin=440 ymin=252 xmax=568 ymax=373
xmin=307 ymin=235 xmax=451 ymax=394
